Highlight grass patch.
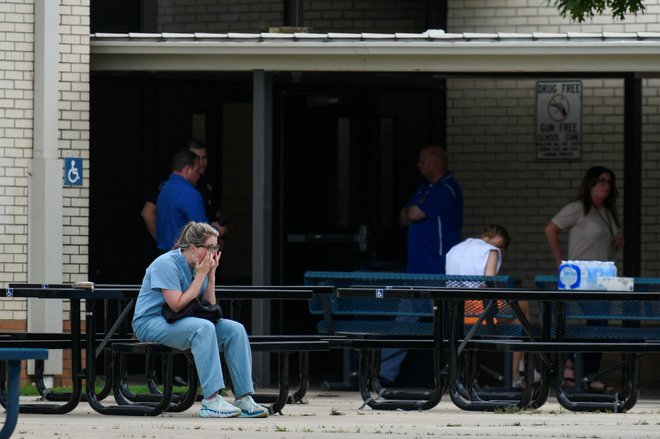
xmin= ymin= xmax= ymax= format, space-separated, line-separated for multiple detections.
xmin=21 ymin=383 xmax=188 ymax=397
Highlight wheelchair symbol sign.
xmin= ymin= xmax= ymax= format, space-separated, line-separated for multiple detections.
xmin=64 ymin=158 xmax=83 ymax=186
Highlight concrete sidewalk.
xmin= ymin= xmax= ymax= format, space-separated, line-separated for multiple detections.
xmin=10 ymin=389 xmax=660 ymax=438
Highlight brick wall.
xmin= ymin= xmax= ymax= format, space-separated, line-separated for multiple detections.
xmin=445 ymin=1 xmax=660 ymax=286
xmin=0 ymin=0 xmax=33 ymax=287
xmin=157 ymin=0 xmax=284 ymax=32
xmin=641 ymin=78 xmax=660 ymax=277
xmin=446 ymin=78 xmax=629 ymax=286
xmin=156 ymin=0 xmax=427 ymax=33
xmin=303 ymin=0 xmax=427 ymax=33
xmin=0 ymin=0 xmax=33 ymax=387
xmin=0 ymin=1 xmax=90 ymax=286
xmin=60 ymin=0 xmax=90 ymax=283
xmin=0 ymin=0 xmax=89 ymax=386
xmin=447 ymin=0 xmax=660 ymax=33
xmin=154 ymin=0 xmax=660 ymax=34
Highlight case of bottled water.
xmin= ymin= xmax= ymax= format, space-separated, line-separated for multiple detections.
xmin=558 ymin=260 xmax=617 ymax=290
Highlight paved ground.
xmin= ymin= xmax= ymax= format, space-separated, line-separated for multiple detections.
xmin=9 ymin=389 xmax=660 ymax=438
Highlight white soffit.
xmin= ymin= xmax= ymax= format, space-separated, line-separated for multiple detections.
xmin=90 ymin=32 xmax=660 ymax=74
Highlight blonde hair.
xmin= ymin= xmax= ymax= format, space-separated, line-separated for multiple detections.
xmin=478 ymin=224 xmax=511 ymax=251
xmin=173 ymin=222 xmax=218 ymax=249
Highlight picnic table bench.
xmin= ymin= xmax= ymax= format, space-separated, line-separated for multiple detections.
xmin=81 ymin=284 xmax=336 ymax=416
xmin=104 ymin=338 xmax=330 ymax=416
xmin=304 ymin=271 xmax=518 ymax=409
xmin=0 ymin=348 xmax=48 ymax=439
xmin=336 ymin=284 xmax=660 ymax=413
xmin=0 ymin=283 xmax=335 ymax=417
xmin=534 ymin=275 xmax=660 ymax=412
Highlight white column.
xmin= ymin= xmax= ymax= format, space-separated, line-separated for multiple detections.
xmin=29 ymin=1 xmax=63 ymax=376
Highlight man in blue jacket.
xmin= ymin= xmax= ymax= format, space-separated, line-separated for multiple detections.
xmin=380 ymin=145 xmax=463 ymax=385
xmin=401 ymin=145 xmax=463 ymax=274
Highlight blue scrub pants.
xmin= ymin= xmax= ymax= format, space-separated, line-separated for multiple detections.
xmin=135 ymin=316 xmax=254 ymax=399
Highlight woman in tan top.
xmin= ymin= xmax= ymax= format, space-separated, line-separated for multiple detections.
xmin=544 ymin=166 xmax=624 ymax=393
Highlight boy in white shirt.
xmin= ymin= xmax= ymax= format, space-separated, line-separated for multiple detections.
xmin=446 ymin=225 xmax=534 ymax=388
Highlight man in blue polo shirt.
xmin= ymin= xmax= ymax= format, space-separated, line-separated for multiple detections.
xmin=156 ymin=149 xmax=208 ymax=252
xmin=401 ymin=145 xmax=463 ymax=274
xmin=379 ymin=145 xmax=463 ymax=386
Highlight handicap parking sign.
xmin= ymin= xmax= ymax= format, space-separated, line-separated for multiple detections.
xmin=64 ymin=158 xmax=83 ymax=186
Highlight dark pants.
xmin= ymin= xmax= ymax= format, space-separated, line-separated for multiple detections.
xmin=583 ymin=319 xmax=607 ymax=377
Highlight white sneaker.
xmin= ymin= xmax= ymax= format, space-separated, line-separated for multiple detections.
xmin=518 ymin=361 xmax=542 ymax=383
xmin=513 ymin=377 xmax=525 ymax=389
xmin=199 ymin=395 xmax=241 ymax=418
xmin=521 ymin=369 xmax=541 ymax=383
xmin=233 ymin=395 xmax=269 ymax=418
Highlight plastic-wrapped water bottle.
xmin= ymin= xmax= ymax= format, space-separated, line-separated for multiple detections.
xmin=587 ymin=260 xmax=618 ymax=290
xmin=593 ymin=261 xmax=619 ymax=290
xmin=605 ymin=261 xmax=617 ymax=278
xmin=585 ymin=260 xmax=599 ymax=290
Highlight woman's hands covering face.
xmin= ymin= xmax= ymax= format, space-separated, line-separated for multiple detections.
xmin=196 ymin=247 xmax=221 ymax=275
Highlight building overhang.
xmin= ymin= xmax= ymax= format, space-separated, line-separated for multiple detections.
xmin=90 ymin=31 xmax=660 ymax=76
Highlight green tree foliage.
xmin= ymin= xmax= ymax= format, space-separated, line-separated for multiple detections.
xmin=552 ymin=0 xmax=645 ymax=22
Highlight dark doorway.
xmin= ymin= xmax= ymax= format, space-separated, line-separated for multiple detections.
xmin=277 ymin=76 xmax=444 ymax=287
xmin=89 ymin=73 xmax=251 ymax=284
xmin=280 ymin=90 xmax=379 ymax=282
xmin=273 ymin=75 xmax=445 ymax=382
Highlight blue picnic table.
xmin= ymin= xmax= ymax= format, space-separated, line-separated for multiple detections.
xmin=0 ymin=348 xmax=48 ymax=439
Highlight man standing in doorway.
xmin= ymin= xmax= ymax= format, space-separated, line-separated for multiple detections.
xmin=141 ymin=140 xmax=226 ymax=244
xmin=187 ymin=139 xmax=227 ymax=236
xmin=156 ymin=148 xmax=208 ymax=252
xmin=401 ymin=145 xmax=463 ymax=274
xmin=379 ymin=145 xmax=463 ymax=386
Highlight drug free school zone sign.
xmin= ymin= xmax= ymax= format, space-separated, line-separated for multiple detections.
xmin=536 ymin=80 xmax=583 ymax=161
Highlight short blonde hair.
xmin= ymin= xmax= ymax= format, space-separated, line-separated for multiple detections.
xmin=173 ymin=222 xmax=218 ymax=249
xmin=478 ymin=224 xmax=511 ymax=251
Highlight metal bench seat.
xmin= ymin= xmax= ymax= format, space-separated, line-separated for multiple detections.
xmin=535 ymin=275 xmax=660 ymax=412
xmin=107 ymin=338 xmax=330 ymax=416
xmin=0 ymin=348 xmax=48 ymax=439
xmin=305 ymin=271 xmax=519 ymax=409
